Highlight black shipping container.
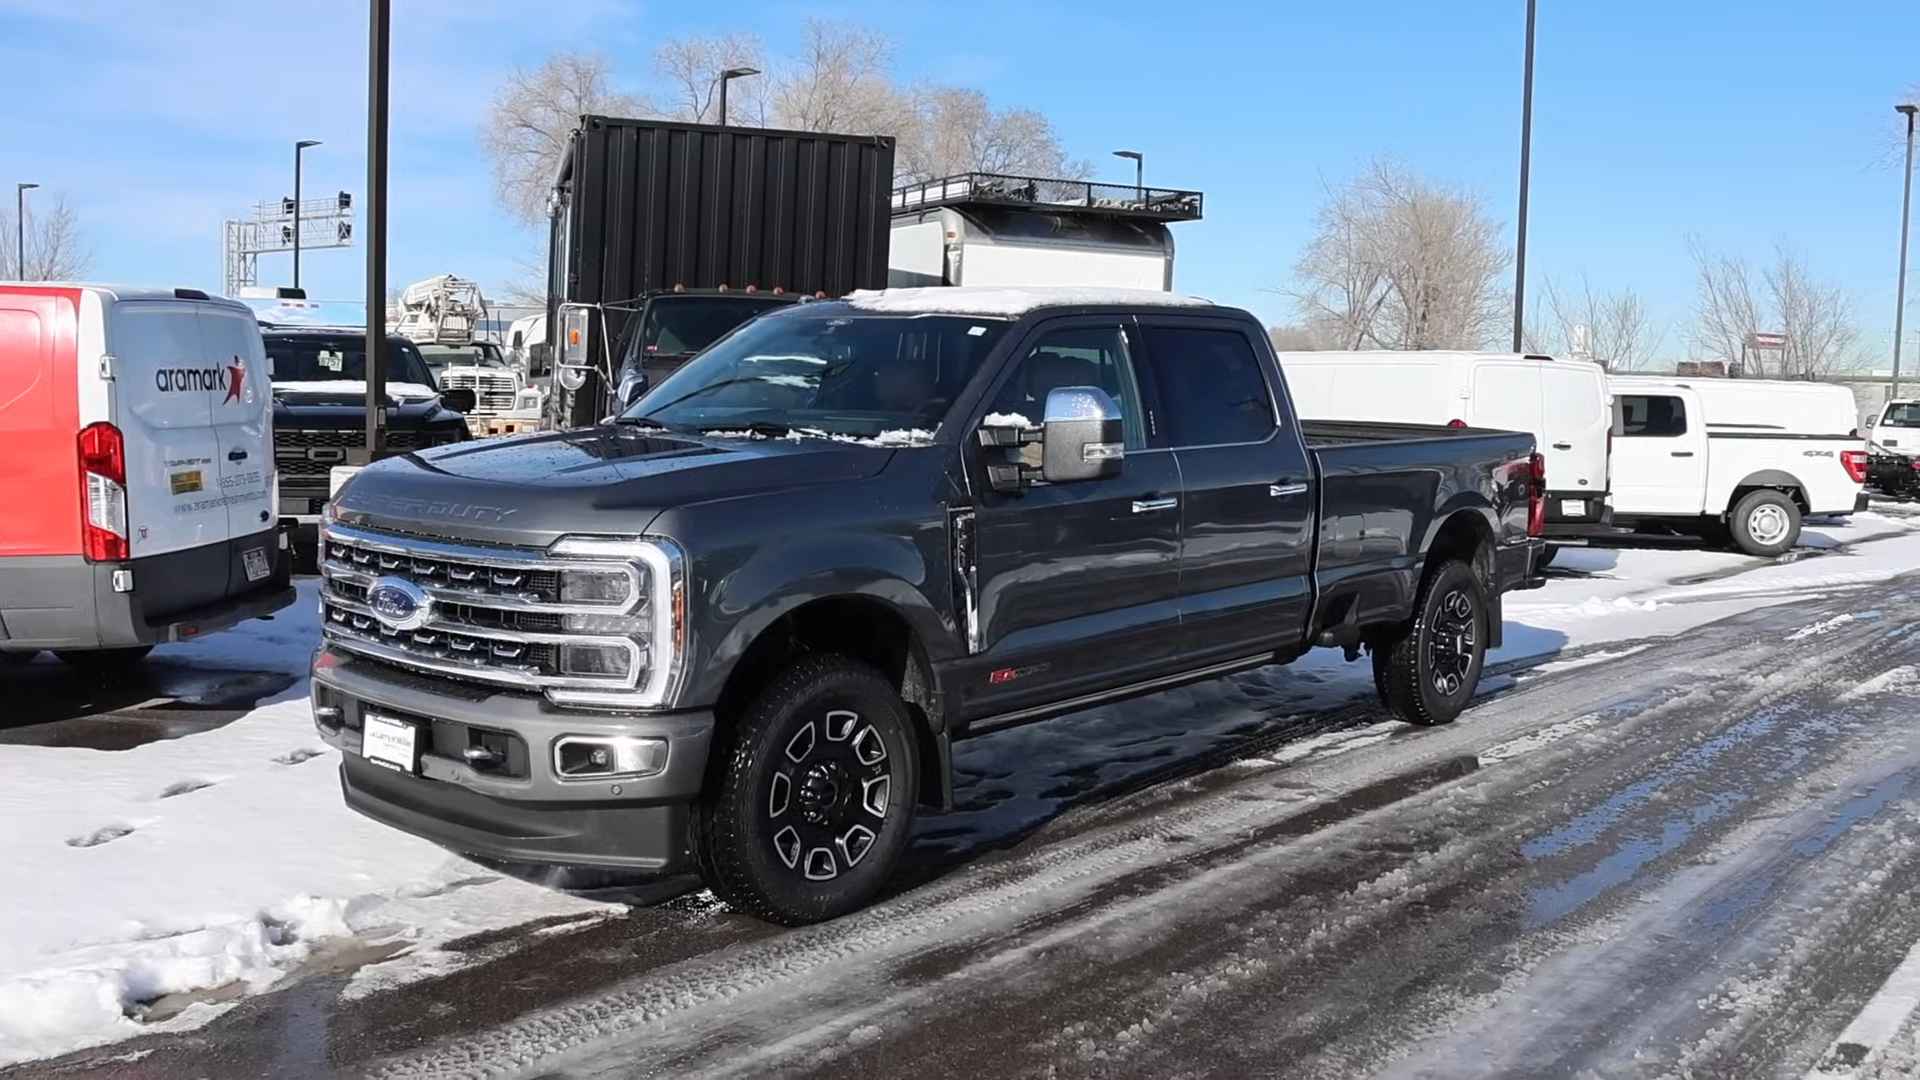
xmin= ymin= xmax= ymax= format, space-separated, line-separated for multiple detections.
xmin=546 ymin=116 xmax=895 ymax=426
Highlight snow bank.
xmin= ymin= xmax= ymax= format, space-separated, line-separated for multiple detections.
xmin=0 ymin=582 xmax=613 ymax=1066
xmin=843 ymin=286 xmax=1209 ymax=317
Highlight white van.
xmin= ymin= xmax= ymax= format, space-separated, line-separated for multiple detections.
xmin=1275 ymin=351 xmax=1613 ymax=536
xmin=1606 ymin=375 xmax=1866 ymax=556
xmin=0 ymin=285 xmax=294 ymax=669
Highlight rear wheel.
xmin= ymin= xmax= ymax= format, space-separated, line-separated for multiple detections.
xmin=691 ymin=655 xmax=920 ymax=925
xmin=54 ymin=646 xmax=154 ymax=675
xmin=1372 ymin=560 xmax=1487 ymax=726
xmin=1728 ymin=489 xmax=1801 ymax=557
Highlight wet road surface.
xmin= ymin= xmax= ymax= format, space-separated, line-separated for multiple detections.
xmin=15 ymin=576 xmax=1920 ymax=1079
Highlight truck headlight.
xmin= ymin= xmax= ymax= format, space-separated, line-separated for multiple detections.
xmin=546 ymin=535 xmax=686 ymax=709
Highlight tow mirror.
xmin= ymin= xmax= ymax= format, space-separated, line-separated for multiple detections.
xmin=977 ymin=386 xmax=1124 ymax=492
xmin=556 ymin=302 xmax=595 ymax=391
xmin=440 ymin=388 xmax=477 ymax=414
xmin=1040 ymin=386 xmax=1125 ymax=483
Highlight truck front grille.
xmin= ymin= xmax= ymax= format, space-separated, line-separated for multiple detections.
xmin=318 ymin=523 xmax=654 ymax=697
xmin=438 ymin=372 xmax=519 ymax=414
xmin=275 ymin=429 xmax=434 ymax=478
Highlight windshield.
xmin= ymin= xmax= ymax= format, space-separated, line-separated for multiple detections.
xmin=629 ymin=310 xmax=1012 ymax=440
xmin=622 ymin=296 xmax=791 ymax=370
xmin=1883 ymin=403 xmax=1920 ymax=428
xmin=264 ymin=336 xmax=437 ymax=388
xmin=418 ymin=343 xmax=509 ymax=372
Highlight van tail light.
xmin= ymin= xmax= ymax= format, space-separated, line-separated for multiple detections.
xmin=1528 ymin=451 xmax=1547 ymax=538
xmin=1447 ymin=418 xmax=1467 ymax=429
xmin=77 ymin=422 xmax=130 ymax=562
xmin=1841 ymin=449 xmax=1869 ymax=484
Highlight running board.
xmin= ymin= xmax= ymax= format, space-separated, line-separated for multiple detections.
xmin=966 ymin=653 xmax=1276 ymax=736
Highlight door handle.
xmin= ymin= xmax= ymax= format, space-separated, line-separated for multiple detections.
xmin=1131 ymin=497 xmax=1178 ymax=514
xmin=1671 ymin=451 xmax=1694 ymax=458
xmin=227 ymin=448 xmax=249 ymax=462
xmin=1269 ymin=482 xmax=1309 ymax=497
xmin=1552 ymin=442 xmax=1573 ymax=450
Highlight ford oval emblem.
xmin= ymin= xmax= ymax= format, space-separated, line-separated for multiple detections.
xmin=366 ymin=576 xmax=432 ymax=632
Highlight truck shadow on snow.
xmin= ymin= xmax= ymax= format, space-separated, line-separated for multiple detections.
xmin=0 ymin=654 xmax=297 ymax=749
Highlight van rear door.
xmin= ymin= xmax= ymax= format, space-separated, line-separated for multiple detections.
xmin=196 ymin=304 xmax=276 ymax=589
xmin=109 ymin=300 xmax=230 ymax=558
xmin=1540 ymin=363 xmax=1611 ymax=499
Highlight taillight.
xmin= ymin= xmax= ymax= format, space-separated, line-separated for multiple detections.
xmin=1841 ymin=449 xmax=1869 ymax=484
xmin=77 ymin=422 xmax=130 ymax=561
xmin=1447 ymin=418 xmax=1467 ymax=429
xmin=1528 ymin=451 xmax=1546 ymax=538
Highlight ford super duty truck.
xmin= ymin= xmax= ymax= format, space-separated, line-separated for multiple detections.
xmin=311 ymin=287 xmax=1546 ymax=924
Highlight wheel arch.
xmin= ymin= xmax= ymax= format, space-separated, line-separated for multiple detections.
xmin=1729 ymin=470 xmax=1809 ymax=513
xmin=1422 ymin=508 xmax=1501 ymax=649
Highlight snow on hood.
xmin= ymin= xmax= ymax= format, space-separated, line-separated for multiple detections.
xmin=272 ymin=380 xmax=440 ymax=402
xmin=841 ymin=286 xmax=1212 ymax=317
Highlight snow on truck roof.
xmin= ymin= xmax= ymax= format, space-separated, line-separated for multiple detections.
xmin=840 ymin=286 xmax=1214 ymax=317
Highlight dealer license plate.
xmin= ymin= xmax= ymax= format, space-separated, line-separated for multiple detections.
xmin=242 ymin=546 xmax=271 ymax=583
xmin=1560 ymin=499 xmax=1587 ymax=518
xmin=361 ymin=713 xmax=419 ymax=774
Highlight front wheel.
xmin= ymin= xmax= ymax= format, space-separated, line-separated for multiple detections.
xmin=692 ymin=655 xmax=920 ymax=925
xmin=1373 ymin=560 xmax=1488 ymax=726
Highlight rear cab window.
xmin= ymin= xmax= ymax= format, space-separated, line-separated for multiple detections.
xmin=1138 ymin=325 xmax=1277 ymax=447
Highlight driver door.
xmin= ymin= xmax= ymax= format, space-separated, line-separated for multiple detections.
xmin=954 ymin=317 xmax=1185 ymax=724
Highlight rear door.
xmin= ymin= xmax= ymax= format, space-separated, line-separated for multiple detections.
xmin=1468 ymin=361 xmax=1543 ymax=444
xmin=0 ymin=289 xmax=80 ymax=558
xmin=1540 ymin=362 xmax=1611 ymax=507
xmin=108 ymin=300 xmax=229 ymax=558
xmin=1610 ymin=389 xmax=1707 ymax=515
xmin=1140 ymin=317 xmax=1316 ymax=661
xmin=196 ymin=305 xmax=274 ymax=542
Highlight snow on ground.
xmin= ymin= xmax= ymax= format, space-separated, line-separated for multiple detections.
xmin=5 ymin=511 xmax=1920 ymax=1066
xmin=0 ymin=581 xmax=615 ymax=1067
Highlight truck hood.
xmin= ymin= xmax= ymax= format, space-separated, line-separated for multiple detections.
xmin=332 ymin=425 xmax=897 ymax=547
xmin=273 ymin=380 xmax=441 ymax=405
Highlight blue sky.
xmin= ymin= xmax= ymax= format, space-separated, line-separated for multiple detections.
xmin=1 ymin=0 xmax=1914 ymax=362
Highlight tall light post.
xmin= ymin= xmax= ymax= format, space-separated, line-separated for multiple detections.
xmin=1893 ymin=103 xmax=1917 ymax=398
xmin=1113 ymin=149 xmax=1143 ymax=202
xmin=293 ymin=139 xmax=321 ymax=291
xmin=15 ymin=182 xmax=38 ymax=280
xmin=366 ymin=1 xmax=390 ymax=457
xmin=717 ymin=66 xmax=760 ymax=127
xmin=1511 ymin=0 xmax=1537 ymax=353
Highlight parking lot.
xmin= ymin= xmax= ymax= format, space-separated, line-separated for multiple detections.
xmin=1 ymin=507 xmax=1916 ymax=1077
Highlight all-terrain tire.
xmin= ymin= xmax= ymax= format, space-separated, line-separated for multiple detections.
xmin=691 ymin=654 xmax=920 ymax=925
xmin=53 ymin=646 xmax=154 ymax=675
xmin=1372 ymin=560 xmax=1487 ymax=727
xmin=1728 ymin=489 xmax=1801 ymax=557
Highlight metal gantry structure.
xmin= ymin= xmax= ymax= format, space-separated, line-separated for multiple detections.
xmin=221 ymin=193 xmax=354 ymax=297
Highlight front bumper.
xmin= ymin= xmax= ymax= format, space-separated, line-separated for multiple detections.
xmin=310 ymin=647 xmax=714 ymax=871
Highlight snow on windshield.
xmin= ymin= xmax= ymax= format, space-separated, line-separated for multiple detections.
xmin=843 ymin=286 xmax=1211 ymax=317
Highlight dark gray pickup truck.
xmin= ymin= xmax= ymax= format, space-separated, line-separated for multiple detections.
xmin=311 ymin=288 xmax=1545 ymax=924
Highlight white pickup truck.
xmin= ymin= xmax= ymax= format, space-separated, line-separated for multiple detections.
xmin=1606 ymin=375 xmax=1866 ymax=556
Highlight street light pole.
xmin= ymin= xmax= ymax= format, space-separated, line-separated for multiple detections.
xmin=717 ymin=67 xmax=760 ymax=127
xmin=1511 ymin=0 xmax=1537 ymax=353
xmin=365 ymin=0 xmax=390 ymax=458
xmin=294 ymin=140 xmax=321 ymax=291
xmin=15 ymin=182 xmax=38 ymax=280
xmin=1113 ymin=150 xmax=1144 ymax=202
xmin=1893 ymin=104 xmax=1917 ymax=399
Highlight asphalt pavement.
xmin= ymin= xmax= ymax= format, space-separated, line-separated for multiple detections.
xmin=13 ymin=572 xmax=1920 ymax=1080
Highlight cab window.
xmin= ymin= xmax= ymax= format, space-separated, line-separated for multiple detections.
xmin=986 ymin=325 xmax=1150 ymax=450
xmin=1618 ymin=394 xmax=1688 ymax=437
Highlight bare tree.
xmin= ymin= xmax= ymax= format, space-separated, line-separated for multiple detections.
xmin=1689 ymin=239 xmax=1862 ymax=377
xmin=1533 ymin=275 xmax=1663 ymax=370
xmin=655 ymin=33 xmax=766 ymax=125
xmin=481 ymin=53 xmax=651 ymax=224
xmin=0 ymin=195 xmax=90 ymax=281
xmin=1292 ymin=160 xmax=1510 ymax=350
xmin=897 ymin=87 xmax=1089 ymax=181
xmin=1267 ymin=323 xmax=1341 ymax=352
xmin=767 ymin=20 xmax=911 ymax=135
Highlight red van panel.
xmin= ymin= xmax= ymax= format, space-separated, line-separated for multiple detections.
xmin=0 ymin=287 xmax=82 ymax=557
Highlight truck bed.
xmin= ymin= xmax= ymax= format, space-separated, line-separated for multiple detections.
xmin=1300 ymin=419 xmax=1505 ymax=447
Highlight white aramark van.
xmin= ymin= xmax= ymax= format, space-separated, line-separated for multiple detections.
xmin=0 ymin=285 xmax=294 ymax=670
xmin=1606 ymin=375 xmax=1866 ymax=556
xmin=1274 ymin=351 xmax=1614 ymax=539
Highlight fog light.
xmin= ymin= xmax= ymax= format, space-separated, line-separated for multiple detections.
xmin=561 ymin=570 xmax=632 ymax=605
xmin=553 ymin=736 xmax=667 ymax=779
xmin=559 ymin=643 xmax=632 ymax=677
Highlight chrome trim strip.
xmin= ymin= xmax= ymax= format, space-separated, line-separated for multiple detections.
xmin=320 ymin=561 xmax=641 ymax=616
xmin=1131 ymin=497 xmax=1178 ymax=513
xmin=969 ymin=653 xmax=1272 ymax=734
xmin=323 ymin=593 xmax=643 ymax=654
xmin=322 ymin=624 xmax=642 ymax=693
